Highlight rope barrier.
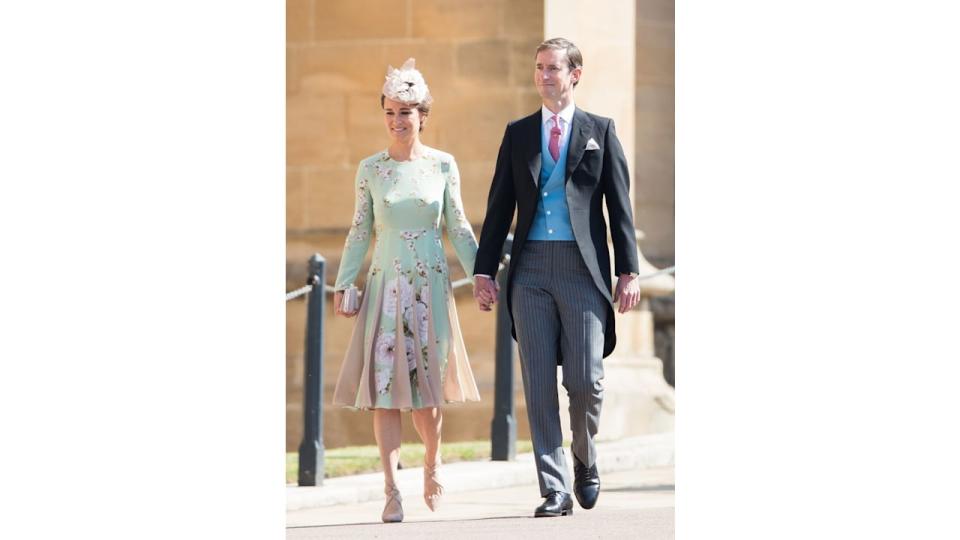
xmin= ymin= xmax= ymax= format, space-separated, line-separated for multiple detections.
xmin=285 ymin=279 xmax=337 ymax=301
xmin=450 ymin=258 xmax=509 ymax=290
xmin=285 ymin=259 xmax=671 ymax=301
xmin=285 ymin=284 xmax=313 ymax=302
xmin=634 ymin=265 xmax=676 ymax=281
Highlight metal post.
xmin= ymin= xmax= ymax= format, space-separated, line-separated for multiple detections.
xmin=491 ymin=237 xmax=516 ymax=461
xmin=298 ymin=254 xmax=326 ymax=486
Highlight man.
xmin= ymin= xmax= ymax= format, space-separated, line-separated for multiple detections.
xmin=473 ymin=37 xmax=642 ymax=517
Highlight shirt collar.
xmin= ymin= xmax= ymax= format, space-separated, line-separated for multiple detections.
xmin=541 ymin=102 xmax=575 ymax=127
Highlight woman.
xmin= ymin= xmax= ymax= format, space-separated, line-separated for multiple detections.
xmin=331 ymin=58 xmax=486 ymax=523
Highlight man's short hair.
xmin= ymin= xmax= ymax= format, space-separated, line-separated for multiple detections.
xmin=535 ymin=38 xmax=583 ymax=70
xmin=535 ymin=37 xmax=583 ymax=87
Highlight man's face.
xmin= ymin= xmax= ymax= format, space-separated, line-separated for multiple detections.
xmin=534 ymin=48 xmax=580 ymax=102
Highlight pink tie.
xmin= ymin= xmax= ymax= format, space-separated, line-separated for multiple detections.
xmin=548 ymin=115 xmax=561 ymax=162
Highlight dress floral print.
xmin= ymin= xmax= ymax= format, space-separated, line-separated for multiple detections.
xmin=332 ymin=148 xmax=481 ymax=410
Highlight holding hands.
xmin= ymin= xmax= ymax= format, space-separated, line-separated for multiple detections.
xmin=473 ymin=275 xmax=499 ymax=312
xmin=474 ymin=273 xmax=640 ymax=313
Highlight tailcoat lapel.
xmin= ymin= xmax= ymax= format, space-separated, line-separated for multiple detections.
xmin=526 ymin=110 xmax=542 ymax=186
xmin=564 ymin=108 xmax=594 ymax=183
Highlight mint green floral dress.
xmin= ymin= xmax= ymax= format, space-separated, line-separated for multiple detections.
xmin=332 ymin=147 xmax=481 ymax=410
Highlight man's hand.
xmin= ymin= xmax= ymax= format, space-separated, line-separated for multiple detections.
xmin=473 ymin=275 xmax=500 ymax=312
xmin=613 ymin=273 xmax=641 ymax=314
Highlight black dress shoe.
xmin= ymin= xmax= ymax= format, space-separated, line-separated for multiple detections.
xmin=534 ymin=491 xmax=574 ymax=517
xmin=573 ymin=455 xmax=601 ymax=509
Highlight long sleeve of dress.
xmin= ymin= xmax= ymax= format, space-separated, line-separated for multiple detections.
xmin=441 ymin=157 xmax=479 ymax=280
xmin=331 ymin=149 xmax=481 ymax=411
xmin=334 ymin=164 xmax=374 ymax=290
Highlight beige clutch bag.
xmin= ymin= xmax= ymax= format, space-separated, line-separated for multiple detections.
xmin=340 ymin=285 xmax=360 ymax=315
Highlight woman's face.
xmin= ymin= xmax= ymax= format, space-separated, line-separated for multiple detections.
xmin=382 ymin=97 xmax=422 ymax=143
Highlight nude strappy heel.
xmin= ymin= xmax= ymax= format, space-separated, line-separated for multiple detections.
xmin=423 ymin=458 xmax=444 ymax=512
xmin=381 ymin=485 xmax=403 ymax=523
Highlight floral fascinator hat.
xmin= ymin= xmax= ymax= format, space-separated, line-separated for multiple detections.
xmin=382 ymin=58 xmax=431 ymax=105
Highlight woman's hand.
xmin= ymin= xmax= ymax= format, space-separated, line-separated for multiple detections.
xmin=334 ymin=290 xmax=358 ymax=318
xmin=473 ymin=275 xmax=499 ymax=311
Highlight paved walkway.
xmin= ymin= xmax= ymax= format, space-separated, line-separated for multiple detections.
xmin=287 ymin=433 xmax=674 ymax=511
xmin=287 ymin=466 xmax=674 ymax=539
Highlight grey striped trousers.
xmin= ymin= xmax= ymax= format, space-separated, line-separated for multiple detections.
xmin=511 ymin=241 xmax=607 ymax=496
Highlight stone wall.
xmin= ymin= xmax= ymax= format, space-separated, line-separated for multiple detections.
xmin=286 ymin=0 xmax=675 ymax=451
xmin=287 ymin=0 xmax=544 ymax=235
xmin=634 ymin=0 xmax=674 ymax=264
xmin=545 ymin=0 xmax=637 ymax=190
xmin=286 ymin=0 xmax=545 ymax=451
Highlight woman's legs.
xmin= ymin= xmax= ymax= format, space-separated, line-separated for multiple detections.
xmin=374 ymin=408 xmax=402 ymax=487
xmin=411 ymin=407 xmax=442 ymax=464
xmin=411 ymin=407 xmax=444 ymax=510
xmin=374 ymin=409 xmax=403 ymax=522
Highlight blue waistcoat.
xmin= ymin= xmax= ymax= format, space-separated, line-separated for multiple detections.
xmin=527 ymin=125 xmax=575 ymax=241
